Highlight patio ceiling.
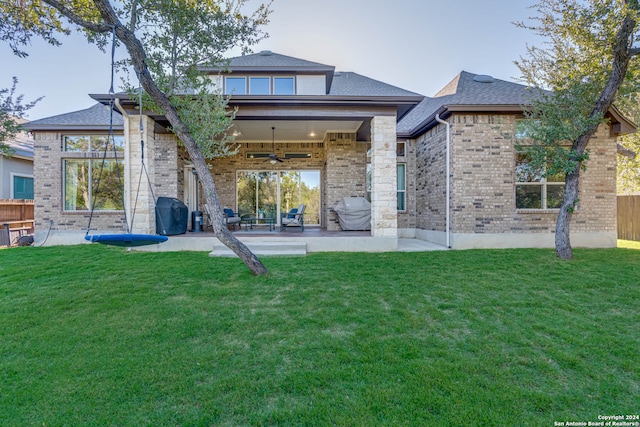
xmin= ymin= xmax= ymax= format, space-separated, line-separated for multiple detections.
xmin=227 ymin=119 xmax=365 ymax=143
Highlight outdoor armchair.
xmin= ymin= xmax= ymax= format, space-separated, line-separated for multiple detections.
xmin=205 ymin=204 xmax=241 ymax=230
xmin=280 ymin=204 xmax=305 ymax=231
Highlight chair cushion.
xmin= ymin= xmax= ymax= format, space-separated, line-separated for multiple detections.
xmin=287 ymin=208 xmax=298 ymax=218
xmin=223 ymin=208 xmax=234 ymax=217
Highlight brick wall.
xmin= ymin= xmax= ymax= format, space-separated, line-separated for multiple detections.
xmin=412 ymin=113 xmax=618 ymax=242
xmin=414 ymin=124 xmax=448 ymax=233
xmin=449 ymin=114 xmax=518 ymax=234
xmin=33 ymin=131 xmax=127 ymax=233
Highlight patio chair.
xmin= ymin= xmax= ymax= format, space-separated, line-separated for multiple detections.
xmin=205 ymin=204 xmax=241 ymax=230
xmin=280 ymin=204 xmax=305 ymax=231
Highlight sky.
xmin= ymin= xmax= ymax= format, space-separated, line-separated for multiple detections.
xmin=0 ymin=0 xmax=541 ymax=121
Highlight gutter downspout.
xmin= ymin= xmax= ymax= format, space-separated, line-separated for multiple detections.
xmin=435 ymin=114 xmax=451 ymax=248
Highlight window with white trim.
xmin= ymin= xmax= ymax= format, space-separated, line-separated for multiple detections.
xmin=249 ymin=77 xmax=270 ymax=95
xmin=515 ymin=152 xmax=565 ymax=209
xmin=366 ymin=161 xmax=407 ymax=211
xmin=12 ymin=174 xmax=33 ymax=199
xmin=224 ymin=76 xmax=296 ymax=95
xmin=273 ymin=77 xmax=295 ymax=94
xmin=62 ymin=135 xmax=125 ymax=211
xmin=397 ymin=163 xmax=406 ymax=210
xmin=225 ymin=77 xmax=247 ymax=95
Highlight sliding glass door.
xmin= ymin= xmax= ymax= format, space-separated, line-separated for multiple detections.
xmin=237 ymin=170 xmax=320 ymax=226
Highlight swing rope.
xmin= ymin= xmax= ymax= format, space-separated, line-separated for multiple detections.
xmin=129 ymin=70 xmax=167 ymax=235
xmin=85 ymin=25 xmax=130 ymax=237
xmin=84 ymin=25 xmax=167 ymax=246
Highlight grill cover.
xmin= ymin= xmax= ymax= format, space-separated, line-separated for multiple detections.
xmin=333 ymin=197 xmax=371 ymax=231
xmin=155 ymin=197 xmax=188 ymax=235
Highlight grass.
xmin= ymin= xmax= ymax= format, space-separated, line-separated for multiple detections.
xmin=1 ymin=244 xmax=639 ymax=426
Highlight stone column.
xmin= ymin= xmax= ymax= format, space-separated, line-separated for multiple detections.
xmin=370 ymin=115 xmax=398 ymax=238
xmin=127 ymin=115 xmax=157 ymax=234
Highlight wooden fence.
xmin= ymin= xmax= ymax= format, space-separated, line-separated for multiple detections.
xmin=0 ymin=199 xmax=34 ymax=246
xmin=617 ymin=195 xmax=640 ymax=242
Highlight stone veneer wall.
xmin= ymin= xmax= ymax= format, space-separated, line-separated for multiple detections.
xmin=370 ymin=116 xmax=398 ymax=237
xmin=413 ymin=113 xmax=617 ymax=247
xmin=32 ymin=131 xmax=128 ymax=234
xmin=127 ymin=115 xmax=179 ymax=234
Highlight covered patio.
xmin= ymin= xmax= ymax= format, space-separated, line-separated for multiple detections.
xmin=131 ymin=228 xmax=447 ymax=255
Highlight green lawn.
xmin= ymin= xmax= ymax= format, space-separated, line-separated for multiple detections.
xmin=1 ymin=244 xmax=639 ymax=426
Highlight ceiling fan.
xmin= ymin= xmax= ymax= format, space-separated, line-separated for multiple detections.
xmin=268 ymin=126 xmax=284 ymax=163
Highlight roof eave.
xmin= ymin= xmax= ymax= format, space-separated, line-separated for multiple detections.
xmin=91 ymin=93 xmax=424 ymax=122
xmin=25 ymin=124 xmax=124 ymax=132
xmin=1 ymin=152 xmax=33 ymax=160
xmin=607 ymin=104 xmax=636 ymax=136
xmin=405 ymin=104 xmax=525 ymax=138
xmin=203 ymin=65 xmax=336 ymax=73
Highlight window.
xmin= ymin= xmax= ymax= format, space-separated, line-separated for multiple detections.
xmin=62 ymin=134 xmax=125 ymax=212
xmin=397 ymin=164 xmax=406 ymax=210
xmin=366 ymin=162 xmax=407 ymax=211
xmin=397 ymin=141 xmax=406 ymax=157
xmin=225 ymin=77 xmax=246 ymax=94
xmin=12 ymin=175 xmax=34 ymax=199
xmin=249 ymin=77 xmax=270 ymax=95
xmin=64 ymin=135 xmax=124 ymax=152
xmin=64 ymin=159 xmax=124 ymax=211
xmin=274 ymin=77 xmax=295 ymax=95
xmin=225 ymin=76 xmax=296 ymax=95
xmin=515 ymin=152 xmax=565 ymax=209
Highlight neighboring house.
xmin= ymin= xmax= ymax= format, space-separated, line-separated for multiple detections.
xmin=25 ymin=51 xmax=635 ymax=250
xmin=1 ymin=117 xmax=34 ymax=200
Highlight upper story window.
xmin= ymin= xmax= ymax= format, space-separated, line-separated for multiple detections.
xmin=249 ymin=77 xmax=270 ymax=95
xmin=274 ymin=77 xmax=295 ymax=95
xmin=225 ymin=76 xmax=296 ymax=95
xmin=64 ymin=135 xmax=124 ymax=152
xmin=225 ymin=77 xmax=247 ymax=95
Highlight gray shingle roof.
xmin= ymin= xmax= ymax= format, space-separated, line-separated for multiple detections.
xmin=329 ymin=72 xmax=422 ymax=97
xmin=397 ymin=71 xmax=534 ymax=135
xmin=3 ymin=118 xmax=34 ymax=159
xmin=25 ymin=103 xmax=123 ymax=130
xmin=211 ymin=51 xmax=421 ymax=98
xmin=227 ymin=51 xmax=334 ymax=70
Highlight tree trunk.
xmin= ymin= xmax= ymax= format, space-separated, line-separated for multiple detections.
xmin=91 ymin=0 xmax=268 ymax=275
xmin=555 ymin=169 xmax=581 ymax=259
xmin=554 ymin=5 xmax=637 ymax=260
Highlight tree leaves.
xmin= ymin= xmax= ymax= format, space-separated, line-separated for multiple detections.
xmin=0 ymin=77 xmax=42 ymax=154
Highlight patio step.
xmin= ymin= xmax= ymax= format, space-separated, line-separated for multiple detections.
xmin=209 ymin=241 xmax=307 ymax=257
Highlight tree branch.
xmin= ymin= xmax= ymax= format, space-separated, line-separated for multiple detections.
xmin=42 ymin=0 xmax=111 ymax=33
xmin=629 ymin=47 xmax=640 ymax=56
xmin=87 ymin=0 xmax=268 ymax=275
xmin=617 ymin=143 xmax=637 ymax=158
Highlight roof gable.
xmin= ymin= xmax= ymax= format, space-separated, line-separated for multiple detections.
xmin=398 ymin=71 xmax=533 ymax=136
